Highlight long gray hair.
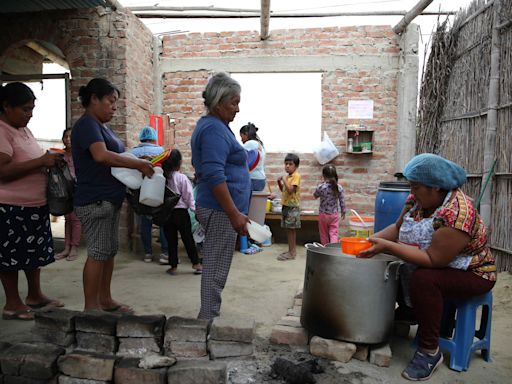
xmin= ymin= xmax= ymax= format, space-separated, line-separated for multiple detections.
xmin=202 ymin=72 xmax=241 ymax=114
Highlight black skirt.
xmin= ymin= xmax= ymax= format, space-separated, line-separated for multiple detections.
xmin=0 ymin=203 xmax=55 ymax=272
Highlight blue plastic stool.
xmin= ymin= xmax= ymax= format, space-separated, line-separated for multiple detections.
xmin=438 ymin=291 xmax=493 ymax=372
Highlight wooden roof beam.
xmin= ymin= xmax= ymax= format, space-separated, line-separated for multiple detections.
xmin=261 ymin=0 xmax=271 ymax=40
xmin=393 ymin=0 xmax=434 ymax=35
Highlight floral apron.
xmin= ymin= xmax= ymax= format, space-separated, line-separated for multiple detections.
xmin=398 ymin=191 xmax=471 ymax=307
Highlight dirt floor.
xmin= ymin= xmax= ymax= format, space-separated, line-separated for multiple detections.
xmin=1 ymin=229 xmax=511 ymax=383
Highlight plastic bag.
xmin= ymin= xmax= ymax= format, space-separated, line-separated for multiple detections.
xmin=126 ymin=186 xmax=181 ymax=226
xmin=47 ymin=161 xmax=75 ymax=216
xmin=313 ymin=132 xmax=339 ymax=165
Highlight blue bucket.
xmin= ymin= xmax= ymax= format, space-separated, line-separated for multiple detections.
xmin=374 ymin=182 xmax=410 ymax=233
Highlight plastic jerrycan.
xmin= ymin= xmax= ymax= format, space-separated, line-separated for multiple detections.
xmin=139 ymin=167 xmax=166 ymax=207
xmin=111 ymin=152 xmax=143 ymax=189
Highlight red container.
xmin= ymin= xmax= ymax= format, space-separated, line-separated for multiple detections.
xmin=340 ymin=237 xmax=372 ymax=255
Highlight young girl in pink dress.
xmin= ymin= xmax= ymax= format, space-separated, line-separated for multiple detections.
xmin=314 ymin=164 xmax=346 ymax=245
xmin=55 ymin=128 xmax=81 ymax=261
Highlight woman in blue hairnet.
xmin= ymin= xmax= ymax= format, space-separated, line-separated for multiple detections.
xmin=129 ymin=126 xmax=169 ymax=264
xmin=359 ymin=153 xmax=496 ymax=381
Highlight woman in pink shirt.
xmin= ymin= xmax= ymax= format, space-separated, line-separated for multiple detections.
xmin=0 ymin=82 xmax=65 ymax=320
xmin=162 ymin=149 xmax=202 ymax=275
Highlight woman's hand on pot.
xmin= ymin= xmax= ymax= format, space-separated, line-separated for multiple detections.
xmin=357 ymin=237 xmax=388 ymax=258
xmin=137 ymin=159 xmax=155 ymax=177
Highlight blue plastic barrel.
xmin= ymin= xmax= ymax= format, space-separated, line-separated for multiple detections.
xmin=374 ymin=182 xmax=410 ymax=233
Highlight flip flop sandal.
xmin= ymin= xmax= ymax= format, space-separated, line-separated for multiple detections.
xmin=27 ymin=299 xmax=65 ymax=309
xmin=103 ymin=304 xmax=134 ymax=314
xmin=2 ymin=308 xmax=35 ymax=321
xmin=193 ymin=269 xmax=203 ymax=275
xmin=277 ymin=253 xmax=296 ymax=261
xmin=166 ymin=268 xmax=178 ymax=276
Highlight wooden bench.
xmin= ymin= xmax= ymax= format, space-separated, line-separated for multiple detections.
xmin=264 ymin=212 xmax=320 ymax=244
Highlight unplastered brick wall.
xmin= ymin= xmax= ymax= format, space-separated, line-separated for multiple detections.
xmin=0 ymin=7 xmax=154 ymax=247
xmin=162 ymin=26 xmax=399 ymax=218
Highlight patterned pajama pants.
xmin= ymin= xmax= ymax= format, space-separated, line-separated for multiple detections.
xmin=196 ymin=206 xmax=237 ymax=320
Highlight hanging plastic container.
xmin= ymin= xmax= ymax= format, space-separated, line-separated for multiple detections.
xmin=374 ymin=181 xmax=410 ymax=232
xmin=139 ymin=167 xmax=166 ymax=207
xmin=111 ymin=152 xmax=143 ymax=189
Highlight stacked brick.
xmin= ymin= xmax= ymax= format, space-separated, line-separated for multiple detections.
xmin=270 ymin=288 xmax=392 ymax=367
xmin=208 ymin=317 xmax=255 ymax=359
xmin=0 ymin=309 xmax=255 ymax=383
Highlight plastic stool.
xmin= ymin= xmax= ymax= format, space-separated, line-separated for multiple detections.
xmin=438 ymin=291 xmax=493 ymax=372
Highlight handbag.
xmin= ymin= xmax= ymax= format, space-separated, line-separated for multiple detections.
xmin=47 ymin=161 xmax=75 ymax=216
xmin=126 ymin=186 xmax=181 ymax=226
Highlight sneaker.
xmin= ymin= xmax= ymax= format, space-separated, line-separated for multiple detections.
xmin=159 ymin=254 xmax=169 ymax=265
xmin=402 ymin=349 xmax=443 ymax=381
xmin=143 ymin=254 xmax=153 ymax=263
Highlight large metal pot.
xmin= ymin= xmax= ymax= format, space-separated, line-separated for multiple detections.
xmin=301 ymin=243 xmax=401 ymax=344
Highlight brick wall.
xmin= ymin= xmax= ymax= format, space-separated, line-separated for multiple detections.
xmin=161 ymin=27 xmax=400 ymax=218
xmin=0 ymin=7 xmax=154 ymax=247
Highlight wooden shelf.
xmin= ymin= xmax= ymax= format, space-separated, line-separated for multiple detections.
xmin=346 ymin=125 xmax=374 ymax=154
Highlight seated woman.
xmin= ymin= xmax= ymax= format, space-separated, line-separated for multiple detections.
xmin=359 ymin=153 xmax=496 ymax=381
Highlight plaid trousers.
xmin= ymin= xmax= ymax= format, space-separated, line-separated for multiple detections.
xmin=196 ymin=206 xmax=237 ymax=320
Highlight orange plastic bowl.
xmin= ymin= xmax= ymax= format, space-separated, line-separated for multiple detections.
xmin=340 ymin=237 xmax=372 ymax=255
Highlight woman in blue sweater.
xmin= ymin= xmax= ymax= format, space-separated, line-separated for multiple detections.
xmin=191 ymin=72 xmax=251 ymax=320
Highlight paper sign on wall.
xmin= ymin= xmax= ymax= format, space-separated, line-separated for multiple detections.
xmin=348 ymin=100 xmax=374 ymax=119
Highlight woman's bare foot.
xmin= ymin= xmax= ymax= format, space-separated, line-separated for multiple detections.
xmin=55 ymin=247 xmax=70 ymax=260
xmin=192 ymin=264 xmax=202 ymax=275
xmin=66 ymin=246 xmax=78 ymax=261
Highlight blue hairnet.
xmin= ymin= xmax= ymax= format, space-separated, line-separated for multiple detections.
xmin=403 ymin=153 xmax=466 ymax=190
xmin=139 ymin=126 xmax=157 ymax=141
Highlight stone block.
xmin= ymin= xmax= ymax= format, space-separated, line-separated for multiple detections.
xmin=75 ymin=332 xmax=117 ymax=354
xmin=58 ymin=375 xmax=109 ymax=384
xmin=353 ymin=344 xmax=369 ymax=361
xmin=165 ymin=341 xmax=207 ymax=358
xmin=310 ymin=336 xmax=356 ymax=363
xmin=3 ymin=375 xmax=57 ymax=384
xmin=37 ymin=328 xmax=75 ymax=347
xmin=269 ymin=325 xmax=308 ymax=346
xmin=34 ymin=308 xmax=79 ymax=333
xmin=58 ymin=351 xmax=116 ymax=381
xmin=114 ymin=358 xmax=167 ymax=384
xmin=117 ymin=337 xmax=161 ymax=357
xmin=0 ymin=343 xmax=64 ymax=378
xmin=286 ymin=307 xmax=301 ymax=317
xmin=207 ymin=340 xmax=253 ymax=359
xmin=117 ymin=315 xmax=166 ymax=338
xmin=276 ymin=316 xmax=301 ymax=328
xmin=209 ymin=316 xmax=254 ymax=343
xmin=369 ymin=343 xmax=392 ymax=367
xmin=74 ymin=312 xmax=118 ymax=335
xmin=167 ymin=360 xmax=227 ymax=384
xmin=164 ymin=317 xmax=208 ymax=342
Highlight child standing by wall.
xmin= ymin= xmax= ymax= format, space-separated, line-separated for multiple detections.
xmin=314 ymin=164 xmax=346 ymax=245
xmin=55 ymin=128 xmax=81 ymax=261
xmin=162 ymin=149 xmax=202 ymax=276
xmin=277 ymin=153 xmax=301 ymax=261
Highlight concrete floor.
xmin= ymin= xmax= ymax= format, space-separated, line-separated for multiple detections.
xmin=1 ymin=236 xmax=511 ymax=383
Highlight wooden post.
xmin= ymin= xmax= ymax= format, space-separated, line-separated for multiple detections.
xmin=393 ymin=0 xmax=434 ymax=35
xmin=480 ymin=0 xmax=501 ymax=226
xmin=261 ymin=0 xmax=271 ymax=40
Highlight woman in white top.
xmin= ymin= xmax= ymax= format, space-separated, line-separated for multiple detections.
xmin=239 ymin=122 xmax=266 ymax=191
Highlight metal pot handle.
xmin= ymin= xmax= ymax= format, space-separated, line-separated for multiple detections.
xmin=305 ymin=242 xmax=324 ymax=249
xmin=384 ymin=261 xmax=403 ymax=281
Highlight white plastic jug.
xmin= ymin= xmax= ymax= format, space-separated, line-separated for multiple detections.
xmin=139 ymin=167 xmax=166 ymax=207
xmin=111 ymin=152 xmax=143 ymax=189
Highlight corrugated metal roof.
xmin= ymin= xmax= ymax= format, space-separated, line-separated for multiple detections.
xmin=0 ymin=0 xmax=108 ymax=13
